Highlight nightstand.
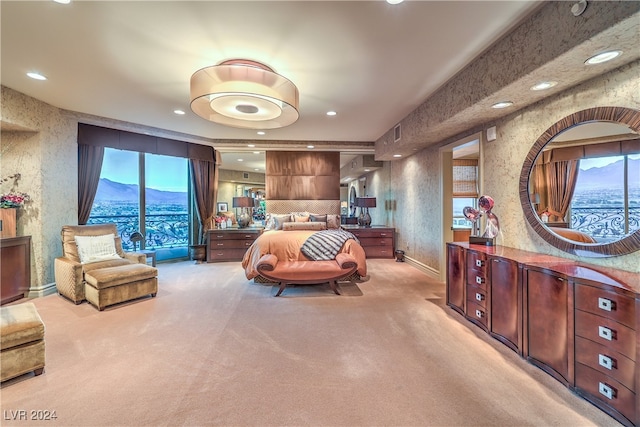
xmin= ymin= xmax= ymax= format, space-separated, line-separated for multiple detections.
xmin=342 ymin=225 xmax=395 ymax=259
xmin=206 ymin=228 xmax=262 ymax=262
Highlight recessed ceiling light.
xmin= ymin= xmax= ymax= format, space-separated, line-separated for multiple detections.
xmin=173 ymin=109 xmax=185 ymax=115
xmin=326 ymin=111 xmax=337 ymax=116
xmin=393 ymin=154 xmax=402 ymax=158
xmin=247 ymin=144 xmax=255 ymax=147
xmin=585 ymin=50 xmax=622 ymax=65
xmin=256 ymin=131 xmax=265 ymax=136
xmin=253 ymin=151 xmax=260 ymax=154
xmin=530 ymin=81 xmax=557 ymax=91
xmin=237 ymin=159 xmax=244 ymax=162
xmin=492 ymin=101 xmax=513 ymax=109
xmin=307 ymin=145 xmax=315 ymax=149
xmin=364 ymin=169 xmax=371 ymax=172
xmin=254 ymin=168 xmax=260 ymax=171
xmin=53 ymin=0 xmax=71 ymax=4
xmin=386 ymin=0 xmax=404 ymax=4
xmin=26 ymin=72 xmax=47 ymax=81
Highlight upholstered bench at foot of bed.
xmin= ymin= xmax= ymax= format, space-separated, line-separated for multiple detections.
xmin=256 ymin=253 xmax=358 ymax=297
xmin=84 ymin=263 xmax=158 ymax=311
xmin=1 ymin=302 xmax=46 ymax=382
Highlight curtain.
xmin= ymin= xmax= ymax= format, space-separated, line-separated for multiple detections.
xmin=546 ymin=159 xmax=580 ymax=222
xmin=189 ymin=158 xmax=218 ymax=244
xmin=77 ymin=144 xmax=105 ymax=225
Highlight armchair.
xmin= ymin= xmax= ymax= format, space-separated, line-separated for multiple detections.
xmin=54 ymin=224 xmax=158 ymax=310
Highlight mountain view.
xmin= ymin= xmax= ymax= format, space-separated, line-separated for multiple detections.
xmin=576 ymin=157 xmax=639 ymax=189
xmin=94 ymin=178 xmax=187 ymax=205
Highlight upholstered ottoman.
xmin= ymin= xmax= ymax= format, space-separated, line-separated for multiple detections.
xmin=84 ymin=263 xmax=158 ymax=311
xmin=1 ymin=302 xmax=45 ymax=382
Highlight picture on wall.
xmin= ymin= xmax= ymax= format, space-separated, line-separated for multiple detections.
xmin=217 ymin=202 xmax=228 ymax=212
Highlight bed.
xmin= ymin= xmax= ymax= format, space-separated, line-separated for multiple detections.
xmin=241 ymin=229 xmax=367 ymax=281
xmin=548 ymin=226 xmax=597 ymax=243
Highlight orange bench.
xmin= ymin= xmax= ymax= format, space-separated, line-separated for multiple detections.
xmin=256 ymin=253 xmax=358 ymax=297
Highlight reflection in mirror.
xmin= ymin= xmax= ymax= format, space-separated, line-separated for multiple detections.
xmin=520 ymin=106 xmax=640 ymax=257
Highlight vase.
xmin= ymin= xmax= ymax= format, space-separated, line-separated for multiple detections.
xmin=0 ymin=208 xmax=17 ymax=238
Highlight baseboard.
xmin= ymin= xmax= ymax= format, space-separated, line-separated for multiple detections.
xmin=27 ymin=282 xmax=58 ymax=299
xmin=403 ymin=256 xmax=440 ymax=280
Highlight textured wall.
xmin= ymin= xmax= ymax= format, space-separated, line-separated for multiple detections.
xmin=381 ymin=61 xmax=639 ymax=275
xmin=1 ymin=86 xmax=78 ymax=291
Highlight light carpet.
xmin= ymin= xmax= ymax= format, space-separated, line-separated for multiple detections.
xmin=0 ymin=259 xmax=619 ymax=426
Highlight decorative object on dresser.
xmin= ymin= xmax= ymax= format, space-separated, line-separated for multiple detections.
xmin=343 ymin=226 xmax=395 ymax=259
xmin=463 ymin=195 xmax=500 ymax=246
xmin=233 ymin=196 xmax=256 ymax=229
xmin=1 ymin=235 xmax=31 ymax=305
xmin=446 ymin=242 xmax=639 ymax=427
xmin=1 ymin=173 xmax=31 ymax=238
xmin=207 ymin=228 xmax=261 ymax=262
xmin=356 ymin=197 xmax=376 ymax=227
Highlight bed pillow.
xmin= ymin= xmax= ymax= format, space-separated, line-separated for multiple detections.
xmin=309 ymin=214 xmax=327 ymax=223
xmin=292 ymin=212 xmax=310 ymax=222
xmin=74 ymin=234 xmax=121 ymax=264
xmin=265 ymin=214 xmax=293 ymax=230
xmin=282 ymin=221 xmax=326 ymax=231
xmin=326 ymin=214 xmax=340 ymax=229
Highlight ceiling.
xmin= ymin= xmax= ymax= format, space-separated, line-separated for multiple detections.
xmin=1 ymin=0 xmax=542 ymax=150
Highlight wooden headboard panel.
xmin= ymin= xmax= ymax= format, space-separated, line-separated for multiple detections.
xmin=265 ymin=200 xmax=340 ymax=215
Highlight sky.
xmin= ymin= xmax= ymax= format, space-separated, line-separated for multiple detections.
xmin=101 ymin=148 xmax=188 ymax=192
xmin=579 ymin=153 xmax=639 ymax=170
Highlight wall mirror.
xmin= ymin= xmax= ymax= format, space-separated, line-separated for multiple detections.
xmin=519 ymin=106 xmax=640 ymax=257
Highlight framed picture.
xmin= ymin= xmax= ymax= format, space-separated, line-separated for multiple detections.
xmin=217 ymin=202 xmax=228 ymax=212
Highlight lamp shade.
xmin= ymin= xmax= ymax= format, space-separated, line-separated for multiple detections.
xmin=233 ymin=196 xmax=255 ymax=208
xmin=356 ymin=197 xmax=376 ymax=208
xmin=190 ymin=59 xmax=299 ymax=130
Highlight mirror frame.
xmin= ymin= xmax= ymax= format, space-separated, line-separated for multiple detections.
xmin=519 ymin=106 xmax=640 ymax=257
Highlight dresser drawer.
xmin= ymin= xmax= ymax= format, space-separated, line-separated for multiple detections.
xmin=575 ymin=336 xmax=635 ymax=391
xmin=466 ymin=268 xmax=488 ymax=291
xmin=467 ymin=286 xmax=487 ymax=309
xmin=208 ymin=248 xmax=250 ymax=261
xmin=466 ymin=299 xmax=488 ymax=329
xmin=466 ymin=251 xmax=487 ymax=274
xmin=350 ymin=229 xmax=393 ymax=239
xmin=363 ymin=246 xmax=393 ymax=258
xmin=358 ymin=237 xmax=393 ymax=247
xmin=575 ymin=310 xmax=636 ymax=359
xmin=575 ymin=285 xmax=635 ymax=329
xmin=575 ymin=363 xmax=636 ymax=424
xmin=209 ymin=239 xmax=255 ymax=249
xmin=209 ymin=232 xmax=258 ymax=241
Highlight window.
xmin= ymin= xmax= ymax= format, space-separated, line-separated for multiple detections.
xmin=89 ymin=148 xmax=189 ymax=261
xmin=571 ymin=154 xmax=640 ymax=242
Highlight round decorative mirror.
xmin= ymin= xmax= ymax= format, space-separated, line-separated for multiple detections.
xmin=519 ymin=106 xmax=640 ymax=257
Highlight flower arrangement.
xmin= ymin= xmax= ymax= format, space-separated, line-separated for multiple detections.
xmin=1 ymin=173 xmax=31 ymax=209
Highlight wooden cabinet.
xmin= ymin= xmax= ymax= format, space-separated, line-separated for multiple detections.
xmin=489 ymin=257 xmax=521 ymax=353
xmin=1 ymin=236 xmax=31 ymax=305
xmin=345 ymin=226 xmax=395 ymax=259
xmin=524 ymin=267 xmax=571 ymax=385
xmin=445 ymin=242 xmax=639 ymax=426
xmin=446 ymin=243 xmax=465 ymax=316
xmin=465 ymin=249 xmax=488 ymax=330
xmin=573 ymin=282 xmax=637 ymax=425
xmin=206 ymin=229 xmax=261 ymax=262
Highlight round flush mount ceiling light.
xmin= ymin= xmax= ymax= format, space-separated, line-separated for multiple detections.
xmin=491 ymin=101 xmax=514 ymax=109
xmin=530 ymin=81 xmax=557 ymax=91
xmin=190 ymin=59 xmax=299 ymax=130
xmin=585 ymin=50 xmax=622 ymax=65
xmin=27 ymin=72 xmax=47 ymax=80
xmin=386 ymin=0 xmax=404 ymax=4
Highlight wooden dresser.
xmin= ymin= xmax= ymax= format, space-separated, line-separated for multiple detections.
xmin=206 ymin=229 xmax=262 ymax=262
xmin=446 ymin=242 xmax=639 ymax=426
xmin=343 ymin=226 xmax=395 ymax=259
xmin=1 ymin=236 xmax=31 ymax=305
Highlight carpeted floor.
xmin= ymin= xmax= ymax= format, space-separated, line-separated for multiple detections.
xmin=0 ymin=259 xmax=620 ymax=426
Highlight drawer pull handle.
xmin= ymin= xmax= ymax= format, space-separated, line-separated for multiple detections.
xmin=475 ymin=259 xmax=484 ymax=267
xmin=475 ymin=292 xmax=484 ymax=302
xmin=597 ymin=297 xmax=614 ymax=312
xmin=598 ymin=326 xmax=614 ymax=341
xmin=475 ymin=309 xmax=484 ymax=319
xmin=217 ymin=243 xmax=224 ymax=246
xmin=598 ymin=354 xmax=614 ymax=370
xmin=475 ymin=276 xmax=484 ymax=284
xmin=598 ymin=382 xmax=616 ymax=400
xmin=216 ymin=235 xmax=223 ymax=238
xmin=380 ymin=233 xmax=387 ymax=236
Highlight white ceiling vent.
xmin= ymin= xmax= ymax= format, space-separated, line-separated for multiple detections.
xmin=394 ymin=124 xmax=401 ymax=142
